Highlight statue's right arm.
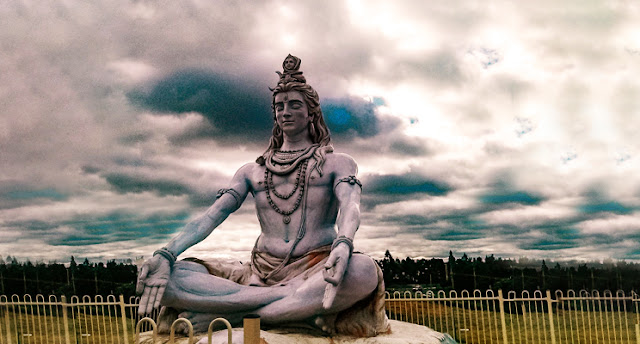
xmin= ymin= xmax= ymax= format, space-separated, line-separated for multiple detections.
xmin=137 ymin=163 xmax=253 ymax=314
xmin=164 ymin=163 xmax=253 ymax=256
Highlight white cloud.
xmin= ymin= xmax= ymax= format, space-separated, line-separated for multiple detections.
xmin=478 ymin=201 xmax=578 ymax=227
xmin=578 ymin=214 xmax=640 ymax=236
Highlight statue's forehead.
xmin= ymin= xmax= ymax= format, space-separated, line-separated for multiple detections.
xmin=274 ymin=91 xmax=304 ymax=103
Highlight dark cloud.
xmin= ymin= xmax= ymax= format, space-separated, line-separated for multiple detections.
xmin=519 ymin=238 xmax=579 ymax=251
xmin=580 ymin=201 xmax=633 ymax=215
xmin=366 ymin=174 xmax=451 ymax=196
xmin=361 ymin=173 xmax=452 ymax=209
xmin=0 ymin=184 xmax=69 ymax=209
xmin=480 ymin=191 xmax=544 ymax=206
xmin=3 ymin=210 xmax=190 ymax=247
xmin=130 ymin=70 xmax=393 ymax=143
xmin=105 ymin=173 xmax=191 ymax=196
xmin=437 ymin=228 xmax=484 ymax=241
xmin=81 ymin=165 xmax=101 ymax=174
xmin=389 ymin=137 xmax=432 ymax=156
xmin=50 ymin=211 xmax=190 ymax=246
xmin=128 ymin=69 xmax=273 ymax=142
xmin=579 ymin=189 xmax=634 ymax=215
xmin=103 ymin=173 xmax=216 ymax=207
xmin=480 ymin=177 xmax=545 ymax=206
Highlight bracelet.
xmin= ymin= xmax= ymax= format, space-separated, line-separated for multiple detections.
xmin=331 ymin=236 xmax=354 ymax=256
xmin=334 ymin=175 xmax=362 ymax=191
xmin=153 ymin=247 xmax=177 ymax=266
xmin=216 ymin=188 xmax=242 ymax=209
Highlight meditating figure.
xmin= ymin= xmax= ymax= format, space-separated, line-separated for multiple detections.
xmin=136 ymin=54 xmax=389 ymax=337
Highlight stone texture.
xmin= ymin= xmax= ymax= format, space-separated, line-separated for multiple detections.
xmin=137 ymin=320 xmax=458 ymax=344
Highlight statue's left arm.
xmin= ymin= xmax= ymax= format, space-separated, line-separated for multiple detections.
xmin=323 ymin=154 xmax=362 ymax=287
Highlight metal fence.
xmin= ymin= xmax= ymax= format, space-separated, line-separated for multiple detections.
xmin=2 ymin=290 xmax=639 ymax=343
xmin=0 ymin=294 xmax=158 ymax=344
xmin=385 ymin=289 xmax=640 ymax=344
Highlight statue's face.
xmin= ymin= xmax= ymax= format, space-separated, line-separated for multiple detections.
xmin=284 ymin=57 xmax=296 ymax=70
xmin=274 ymin=91 xmax=311 ymax=137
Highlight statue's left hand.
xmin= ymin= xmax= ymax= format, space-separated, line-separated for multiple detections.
xmin=323 ymin=243 xmax=351 ymax=286
xmin=136 ymin=255 xmax=171 ymax=315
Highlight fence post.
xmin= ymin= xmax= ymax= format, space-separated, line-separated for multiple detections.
xmin=60 ymin=295 xmax=71 ymax=344
xmin=498 ymin=290 xmax=508 ymax=344
xmin=119 ymin=295 xmax=130 ymax=344
xmin=546 ymin=290 xmax=557 ymax=344
xmin=3 ymin=299 xmax=13 ymax=344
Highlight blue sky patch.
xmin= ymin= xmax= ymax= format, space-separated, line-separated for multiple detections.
xmin=480 ymin=191 xmax=543 ymax=205
xmin=4 ymin=188 xmax=67 ymax=201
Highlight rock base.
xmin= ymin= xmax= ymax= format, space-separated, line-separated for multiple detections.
xmin=138 ymin=320 xmax=458 ymax=344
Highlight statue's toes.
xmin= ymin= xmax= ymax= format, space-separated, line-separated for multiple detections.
xmin=313 ymin=314 xmax=336 ymax=335
xmin=178 ymin=311 xmax=210 ymax=333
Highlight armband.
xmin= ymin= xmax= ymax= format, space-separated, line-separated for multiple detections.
xmin=153 ymin=247 xmax=177 ymax=266
xmin=331 ymin=235 xmax=354 ymax=256
xmin=216 ymin=188 xmax=242 ymax=209
xmin=334 ymin=175 xmax=362 ymax=191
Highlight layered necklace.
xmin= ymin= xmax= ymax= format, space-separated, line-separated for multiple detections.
xmin=263 ymin=145 xmax=317 ymax=230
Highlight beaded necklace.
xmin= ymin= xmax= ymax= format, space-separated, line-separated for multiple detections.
xmin=264 ymin=157 xmax=309 ymax=225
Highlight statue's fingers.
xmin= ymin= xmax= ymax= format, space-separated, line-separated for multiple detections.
xmin=154 ymin=285 xmax=166 ymax=310
xmin=147 ymin=286 xmax=159 ymax=313
xmin=323 ymin=266 xmax=340 ymax=285
xmin=324 ymin=254 xmax=338 ymax=269
xmin=136 ymin=265 xmax=148 ymax=294
xmin=139 ymin=285 xmax=152 ymax=315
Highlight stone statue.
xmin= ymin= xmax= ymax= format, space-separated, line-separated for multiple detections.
xmin=136 ymin=55 xmax=389 ymax=337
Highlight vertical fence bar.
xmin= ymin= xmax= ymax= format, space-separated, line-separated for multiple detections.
xmin=460 ymin=290 xmax=469 ymax=343
xmin=619 ymin=290 xmax=630 ymax=344
xmin=635 ymin=291 xmax=640 ymax=344
xmin=2 ymin=295 xmax=11 ymax=344
xmin=498 ymin=290 xmax=508 ymax=344
xmin=605 ymin=290 xmax=613 ymax=344
xmin=546 ymin=290 xmax=556 ymax=344
xmin=119 ymin=295 xmax=129 ymax=344
xmin=61 ymin=296 xmax=71 ymax=344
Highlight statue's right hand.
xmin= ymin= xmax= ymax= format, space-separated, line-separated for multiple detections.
xmin=136 ymin=255 xmax=171 ymax=315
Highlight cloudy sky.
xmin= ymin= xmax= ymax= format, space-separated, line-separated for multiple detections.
xmin=1 ymin=0 xmax=639 ymax=264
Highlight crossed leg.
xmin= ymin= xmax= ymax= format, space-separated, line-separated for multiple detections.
xmin=160 ymin=254 xmax=379 ymax=333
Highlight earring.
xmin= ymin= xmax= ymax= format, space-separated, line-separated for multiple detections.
xmin=309 ymin=122 xmax=316 ymax=135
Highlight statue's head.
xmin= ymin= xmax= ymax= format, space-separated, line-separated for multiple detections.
xmin=266 ymin=55 xmax=331 ymax=150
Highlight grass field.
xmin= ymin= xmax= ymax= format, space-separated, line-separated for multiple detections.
xmin=0 ymin=306 xmax=142 ymax=344
xmin=386 ymin=299 xmax=640 ymax=344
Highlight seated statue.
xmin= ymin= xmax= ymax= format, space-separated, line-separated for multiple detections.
xmin=136 ymin=54 xmax=390 ymax=337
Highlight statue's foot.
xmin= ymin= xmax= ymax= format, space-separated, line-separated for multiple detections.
xmin=157 ymin=306 xmax=179 ymax=334
xmin=313 ymin=313 xmax=337 ymax=335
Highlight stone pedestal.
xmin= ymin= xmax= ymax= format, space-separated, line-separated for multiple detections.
xmin=137 ymin=320 xmax=458 ymax=344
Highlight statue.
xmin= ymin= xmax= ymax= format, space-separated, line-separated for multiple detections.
xmin=136 ymin=55 xmax=390 ymax=337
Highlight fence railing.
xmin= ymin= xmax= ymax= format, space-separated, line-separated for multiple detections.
xmin=2 ymin=289 xmax=639 ymax=343
xmin=0 ymin=294 xmax=158 ymax=344
xmin=385 ymin=289 xmax=640 ymax=344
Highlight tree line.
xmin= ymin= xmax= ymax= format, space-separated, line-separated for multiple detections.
xmin=0 ymin=256 xmax=138 ymax=299
xmin=2 ymin=251 xmax=640 ymax=298
xmin=379 ymin=250 xmax=640 ymax=293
